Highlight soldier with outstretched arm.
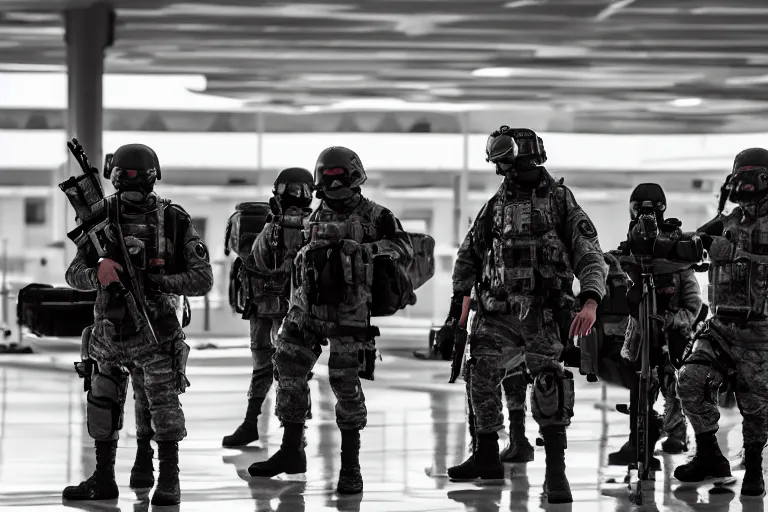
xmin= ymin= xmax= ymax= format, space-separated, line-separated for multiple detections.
xmin=445 ymin=127 xmax=607 ymax=504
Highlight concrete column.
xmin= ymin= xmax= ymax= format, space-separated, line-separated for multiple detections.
xmin=56 ymin=2 xmax=114 ymax=267
xmin=454 ymin=112 xmax=470 ymax=246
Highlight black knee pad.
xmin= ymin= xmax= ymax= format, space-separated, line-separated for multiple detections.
xmin=532 ymin=369 xmax=574 ymax=425
xmin=86 ymin=372 xmax=127 ymax=440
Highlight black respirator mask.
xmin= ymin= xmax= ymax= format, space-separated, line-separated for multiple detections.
xmin=726 ymin=166 xmax=768 ymax=205
xmin=111 ymin=168 xmax=158 ymax=202
xmin=270 ymin=182 xmax=313 ymax=214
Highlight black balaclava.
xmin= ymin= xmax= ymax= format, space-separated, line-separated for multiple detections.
xmin=109 ymin=144 xmax=160 ymax=204
xmin=629 ymin=183 xmax=667 ymax=223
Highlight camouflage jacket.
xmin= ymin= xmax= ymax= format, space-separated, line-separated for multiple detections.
xmin=65 ymin=193 xmax=214 ymax=340
xmin=291 ymin=195 xmax=413 ymax=335
xmin=700 ymin=207 xmax=768 ymax=323
xmin=242 ymin=206 xmax=311 ymax=317
xmin=453 ymin=170 xmax=608 ymax=315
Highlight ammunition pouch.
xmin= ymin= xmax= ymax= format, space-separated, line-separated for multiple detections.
xmin=59 ymin=172 xmax=104 ymax=222
xmin=305 ymin=243 xmax=347 ymax=307
xmin=532 ymin=368 xmax=575 ymax=424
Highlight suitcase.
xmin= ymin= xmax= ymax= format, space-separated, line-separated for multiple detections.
xmin=17 ymin=283 xmax=96 ymax=337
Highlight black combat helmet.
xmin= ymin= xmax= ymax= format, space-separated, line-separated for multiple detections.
xmin=629 ymin=183 xmax=666 ymax=221
xmin=486 ymin=126 xmax=547 ymax=178
xmin=104 ymin=143 xmax=161 ymax=197
xmin=727 ymin=148 xmax=768 ymax=206
xmin=272 ymin=167 xmax=314 ymax=209
xmin=314 ymin=146 xmax=367 ymax=200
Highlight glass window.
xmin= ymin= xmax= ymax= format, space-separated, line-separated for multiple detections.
xmin=24 ymin=198 xmax=46 ymax=225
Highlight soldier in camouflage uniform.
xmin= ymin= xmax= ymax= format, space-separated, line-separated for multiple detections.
xmin=607 ymin=184 xmax=701 ymax=470
xmin=248 ymin=147 xmax=413 ymax=495
xmin=222 ymin=168 xmax=315 ymax=447
xmin=675 ymin=148 xmax=768 ymax=500
xmin=448 ymin=127 xmax=607 ymax=504
xmin=62 ymin=144 xmax=213 ymax=505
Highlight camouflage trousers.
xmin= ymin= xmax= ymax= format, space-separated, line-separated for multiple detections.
xmin=273 ymin=308 xmax=369 ymax=430
xmin=677 ymin=320 xmax=768 ymax=447
xmin=658 ymin=361 xmax=686 ymax=435
xmin=468 ymin=309 xmax=572 ymax=435
xmin=502 ymin=369 xmax=528 ymax=413
xmin=247 ymin=316 xmax=282 ymax=401
xmin=88 ymin=325 xmax=190 ymax=442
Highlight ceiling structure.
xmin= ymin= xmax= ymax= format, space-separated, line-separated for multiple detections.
xmin=2 ymin=0 xmax=768 ymax=134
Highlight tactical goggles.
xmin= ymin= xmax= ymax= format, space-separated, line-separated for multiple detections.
xmin=629 ymin=199 xmax=665 ymax=219
xmin=275 ymin=182 xmax=313 ymax=199
xmin=112 ymin=167 xmax=157 ymax=182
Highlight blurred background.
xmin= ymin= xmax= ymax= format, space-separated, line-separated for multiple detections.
xmin=2 ymin=0 xmax=766 ymax=341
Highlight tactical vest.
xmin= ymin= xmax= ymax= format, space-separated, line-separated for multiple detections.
xmin=293 ymin=205 xmax=375 ymax=334
xmin=709 ymin=211 xmax=768 ymax=320
xmin=480 ymin=180 xmax=574 ymax=316
xmin=107 ymin=195 xmax=186 ymax=327
xmin=241 ymin=208 xmax=311 ymax=319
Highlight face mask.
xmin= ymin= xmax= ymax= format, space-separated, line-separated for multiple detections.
xmin=728 ymin=166 xmax=768 ymax=205
xmin=112 ymin=168 xmax=156 ymax=200
xmin=319 ymin=167 xmax=355 ymax=200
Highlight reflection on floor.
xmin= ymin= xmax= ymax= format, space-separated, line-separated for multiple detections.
xmin=0 ymin=342 xmax=764 ymax=512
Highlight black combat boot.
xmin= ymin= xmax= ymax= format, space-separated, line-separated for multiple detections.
xmin=474 ymin=432 xmax=505 ymax=483
xmin=337 ymin=429 xmax=363 ymax=494
xmin=608 ymin=404 xmax=662 ymax=470
xmin=248 ymin=422 xmax=307 ymax=477
xmin=448 ymin=409 xmax=478 ymax=482
xmin=740 ymin=443 xmax=766 ymax=499
xmin=62 ymin=440 xmax=119 ymax=501
xmin=129 ymin=437 xmax=155 ymax=488
xmin=222 ymin=397 xmax=263 ymax=447
xmin=541 ymin=426 xmax=572 ymax=504
xmin=151 ymin=441 xmax=180 ymax=506
xmin=661 ymin=420 xmax=689 ymax=454
xmin=500 ymin=411 xmax=535 ymax=463
xmin=673 ymin=431 xmax=731 ymax=482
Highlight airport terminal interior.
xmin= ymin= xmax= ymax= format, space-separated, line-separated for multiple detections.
xmin=0 ymin=0 xmax=767 ymax=511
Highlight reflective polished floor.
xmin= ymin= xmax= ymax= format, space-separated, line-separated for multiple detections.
xmin=0 ymin=336 xmax=764 ymax=512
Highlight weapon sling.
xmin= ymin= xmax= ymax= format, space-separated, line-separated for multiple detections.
xmin=112 ymin=195 xmax=159 ymax=345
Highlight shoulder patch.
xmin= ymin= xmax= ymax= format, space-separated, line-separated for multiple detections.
xmin=194 ymin=241 xmax=210 ymax=262
xmin=577 ymin=219 xmax=597 ymax=239
xmin=169 ymin=204 xmax=191 ymax=219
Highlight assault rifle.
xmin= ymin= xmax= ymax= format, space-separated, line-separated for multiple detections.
xmin=60 ymin=138 xmax=158 ymax=345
